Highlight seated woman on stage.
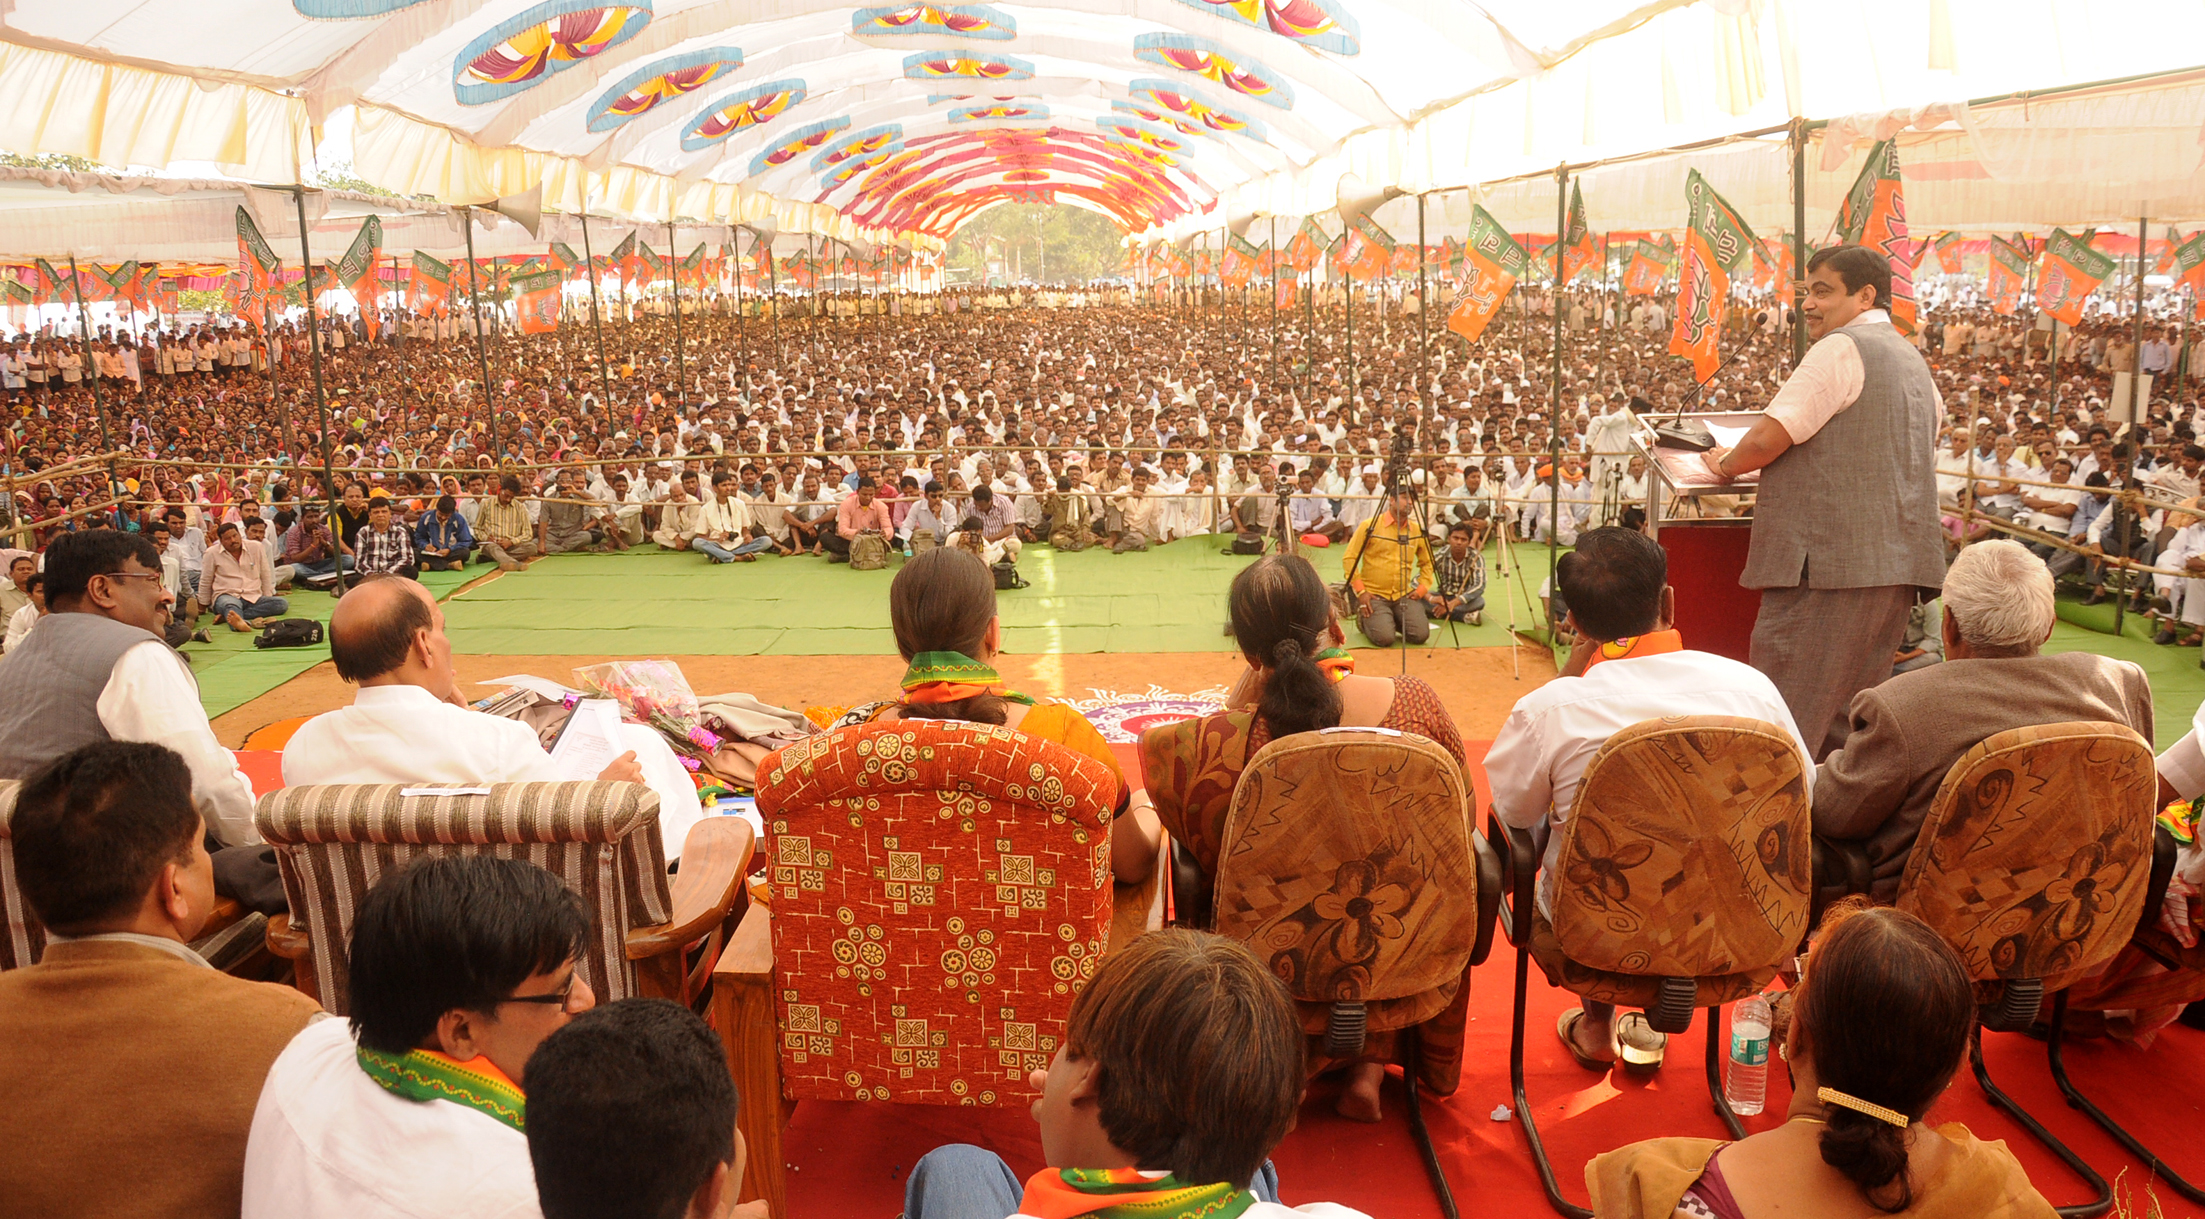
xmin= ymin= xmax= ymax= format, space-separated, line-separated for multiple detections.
xmin=1140 ymin=552 xmax=1466 ymax=881
xmin=1588 ymin=901 xmax=2056 ymax=1219
xmin=1138 ymin=553 xmax=1466 ymax=1124
xmin=828 ymin=547 xmax=1160 ymax=882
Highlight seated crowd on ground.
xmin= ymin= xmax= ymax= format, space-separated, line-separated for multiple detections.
xmin=2 ymin=281 xmax=2202 ymax=1219
xmin=6 ymin=280 xmax=2199 ymax=650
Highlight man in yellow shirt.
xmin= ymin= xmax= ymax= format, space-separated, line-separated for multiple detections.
xmin=1341 ymin=484 xmax=1434 ymax=647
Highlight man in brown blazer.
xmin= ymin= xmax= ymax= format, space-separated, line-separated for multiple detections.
xmin=0 ymin=741 xmax=322 ymax=1219
xmin=1815 ymin=540 xmax=2154 ymax=902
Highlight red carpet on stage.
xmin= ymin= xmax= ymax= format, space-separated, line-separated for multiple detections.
xmin=239 ymin=740 xmax=2205 ymax=1217
xmin=780 ymin=742 xmax=2205 ymax=1218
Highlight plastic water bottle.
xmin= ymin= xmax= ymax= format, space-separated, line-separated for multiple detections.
xmin=1725 ymin=993 xmax=1772 ymax=1116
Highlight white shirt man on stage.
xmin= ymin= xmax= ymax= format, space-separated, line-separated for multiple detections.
xmin=1484 ymin=527 xmax=1805 ymax=1069
xmin=280 ymin=576 xmax=706 ymax=859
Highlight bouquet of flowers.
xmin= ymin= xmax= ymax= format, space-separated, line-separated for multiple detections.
xmin=573 ymin=660 xmax=725 ymax=771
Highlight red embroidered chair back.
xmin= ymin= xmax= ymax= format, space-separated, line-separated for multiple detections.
xmin=755 ymin=720 xmax=1119 ymax=1106
xmin=1898 ymin=722 xmax=2155 ymax=993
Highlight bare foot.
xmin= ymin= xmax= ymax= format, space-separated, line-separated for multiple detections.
xmin=1335 ymin=1062 xmax=1385 ymax=1123
xmin=225 ymin=611 xmax=250 ymax=633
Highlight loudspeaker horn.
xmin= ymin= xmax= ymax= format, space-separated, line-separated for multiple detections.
xmin=483 ymin=184 xmax=544 ymax=238
xmin=1335 ymin=175 xmax=1402 ymax=229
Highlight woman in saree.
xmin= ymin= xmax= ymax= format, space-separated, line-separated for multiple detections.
xmin=829 ymin=546 xmax=1161 ymax=883
xmin=1138 ymin=552 xmax=1466 ymax=1123
xmin=1590 ymin=902 xmax=2055 ymax=1219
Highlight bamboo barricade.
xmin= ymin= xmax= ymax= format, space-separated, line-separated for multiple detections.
xmin=6 ymin=496 xmax=127 ymax=543
xmin=116 ymin=447 xmax=1643 ymax=480
xmin=1956 ymin=507 xmax=2196 ymax=582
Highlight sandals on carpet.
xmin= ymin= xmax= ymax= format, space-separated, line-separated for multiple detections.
xmin=1556 ymin=1008 xmax=1668 ymax=1073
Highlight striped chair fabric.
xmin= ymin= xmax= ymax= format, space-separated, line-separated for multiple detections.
xmin=255 ymin=781 xmax=671 ymax=1015
xmin=0 ymin=782 xmax=44 ymax=972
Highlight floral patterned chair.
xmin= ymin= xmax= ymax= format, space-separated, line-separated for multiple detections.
xmin=1210 ymin=727 xmax=1498 ymax=1216
xmin=1489 ymin=715 xmax=1811 ymax=1218
xmin=1893 ymin=721 xmax=2179 ymax=1214
xmin=720 ymin=720 xmax=1121 ymax=1218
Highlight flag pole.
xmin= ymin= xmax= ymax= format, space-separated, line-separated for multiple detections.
xmin=264 ymin=302 xmax=290 ymax=458
xmin=1789 ymin=118 xmax=1809 ymax=365
xmin=1303 ymin=240 xmax=1315 ymax=410
xmin=667 ymin=214 xmax=686 ymax=406
xmin=64 ymin=254 xmax=124 ymax=528
xmin=1416 ymin=192 xmax=1429 ymax=424
xmin=1269 ymin=215 xmax=1279 ymax=386
xmin=282 ymin=185 xmax=346 ymax=592
xmin=577 ymin=207 xmax=613 ymax=404
xmin=732 ymin=227 xmax=748 ymax=383
xmin=1549 ymin=167 xmax=1568 ymax=645
xmin=462 ymin=214 xmax=502 ymax=465
xmin=2134 ymin=216 xmax=2149 ymax=424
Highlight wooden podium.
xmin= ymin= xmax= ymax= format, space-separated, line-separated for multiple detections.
xmin=1636 ymin=413 xmax=1763 ymax=663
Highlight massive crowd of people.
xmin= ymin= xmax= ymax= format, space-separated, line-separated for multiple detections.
xmin=1 ymin=273 xmax=2202 ymax=1219
xmin=3 ymin=277 xmax=2200 ymax=651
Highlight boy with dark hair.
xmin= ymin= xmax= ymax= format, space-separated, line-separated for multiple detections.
xmin=904 ymin=929 xmax=1371 ymax=1218
xmin=526 ymin=999 xmax=770 ymax=1219
xmin=0 ymin=741 xmax=321 ymax=1219
xmin=242 ymin=856 xmax=596 ymax=1219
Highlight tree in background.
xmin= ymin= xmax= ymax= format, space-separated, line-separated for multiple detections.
xmin=943 ymin=203 xmax=1124 ymax=285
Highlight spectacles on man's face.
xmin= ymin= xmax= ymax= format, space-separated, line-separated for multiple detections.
xmin=500 ymin=969 xmax=585 ymax=1013
xmin=97 ymin=571 xmax=165 ymax=587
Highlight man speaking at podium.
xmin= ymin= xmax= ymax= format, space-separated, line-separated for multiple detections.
xmin=1701 ymin=245 xmax=1946 ymax=758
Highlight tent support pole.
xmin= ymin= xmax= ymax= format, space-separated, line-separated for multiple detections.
xmin=578 ymin=210 xmax=613 ymax=403
xmin=1790 ymin=118 xmax=1808 ymax=365
xmin=668 ymin=219 xmax=686 ymax=404
xmin=65 ymin=253 xmax=123 ymax=529
xmin=2134 ymin=216 xmax=2149 ymax=423
xmin=462 ymin=214 xmax=501 ymax=464
xmin=1269 ymin=216 xmax=1280 ymax=385
xmin=1417 ymin=192 xmax=1430 ymax=424
xmin=285 ymin=186 xmax=346 ymax=595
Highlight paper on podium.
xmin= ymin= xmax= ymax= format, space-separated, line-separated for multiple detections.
xmin=549 ymin=698 xmax=625 ymax=781
xmin=1653 ymin=441 xmax=1759 ymax=489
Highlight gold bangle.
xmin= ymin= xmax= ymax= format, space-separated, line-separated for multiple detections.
xmin=1818 ymin=1086 xmax=1909 ymax=1128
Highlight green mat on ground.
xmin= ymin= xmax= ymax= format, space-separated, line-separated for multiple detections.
xmin=183 ymin=568 xmax=472 ymax=718
xmin=2048 ymin=594 xmax=2205 ymax=750
xmin=187 ymin=539 xmax=2205 ymax=752
xmin=434 ymin=541 xmax=1566 ymax=660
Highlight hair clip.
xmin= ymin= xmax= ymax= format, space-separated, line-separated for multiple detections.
xmin=1818 ymin=1087 xmax=1908 ymax=1128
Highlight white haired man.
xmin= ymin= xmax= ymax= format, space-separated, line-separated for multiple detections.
xmin=1813 ymin=540 xmax=2153 ymax=902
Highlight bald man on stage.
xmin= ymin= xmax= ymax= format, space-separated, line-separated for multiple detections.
xmin=1702 ymin=244 xmax=1948 ymax=758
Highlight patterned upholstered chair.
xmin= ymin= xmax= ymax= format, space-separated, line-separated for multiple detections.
xmin=1211 ymin=727 xmax=1499 ymax=1214
xmin=718 ymin=721 xmax=1120 ymax=1218
xmin=1892 ymin=722 xmax=2180 ymax=1214
xmin=255 ymin=781 xmax=753 ymax=1015
xmin=1490 ymin=716 xmax=1811 ymax=1218
xmin=2 ymin=779 xmax=265 ymax=974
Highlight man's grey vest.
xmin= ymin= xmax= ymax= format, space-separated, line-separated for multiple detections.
xmin=0 ymin=613 xmax=185 ymax=779
xmin=1742 ymin=320 xmax=1948 ymax=592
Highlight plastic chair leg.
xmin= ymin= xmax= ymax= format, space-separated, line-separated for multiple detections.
xmin=1508 ymin=937 xmax=1594 ymax=1219
xmin=1401 ymin=1028 xmax=1461 ymax=1219
xmin=2043 ymin=991 xmax=2205 ymax=1205
xmin=1970 ymin=1021 xmax=2112 ymax=1218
